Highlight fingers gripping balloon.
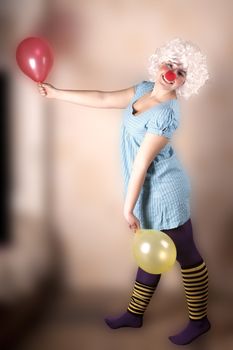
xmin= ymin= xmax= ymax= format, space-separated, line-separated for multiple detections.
xmin=132 ymin=229 xmax=177 ymax=274
xmin=16 ymin=37 xmax=54 ymax=83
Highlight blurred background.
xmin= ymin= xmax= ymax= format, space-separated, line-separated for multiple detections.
xmin=0 ymin=0 xmax=233 ymax=349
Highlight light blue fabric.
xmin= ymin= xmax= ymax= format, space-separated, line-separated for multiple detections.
xmin=120 ymin=80 xmax=191 ymax=230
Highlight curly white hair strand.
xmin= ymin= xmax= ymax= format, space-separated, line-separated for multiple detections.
xmin=147 ymin=38 xmax=209 ymax=99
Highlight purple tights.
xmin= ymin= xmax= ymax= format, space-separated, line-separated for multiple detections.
xmin=105 ymin=218 xmax=211 ymax=345
xmin=136 ymin=218 xmax=203 ymax=285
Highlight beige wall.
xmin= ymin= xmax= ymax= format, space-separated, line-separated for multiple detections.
xmin=4 ymin=0 xmax=233 ymax=292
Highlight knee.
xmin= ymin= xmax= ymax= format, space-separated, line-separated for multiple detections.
xmin=176 ymin=247 xmax=203 ymax=267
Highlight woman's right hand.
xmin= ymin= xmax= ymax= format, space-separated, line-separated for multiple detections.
xmin=37 ymin=82 xmax=59 ymax=99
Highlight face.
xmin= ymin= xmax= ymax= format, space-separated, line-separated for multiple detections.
xmin=156 ymin=61 xmax=187 ymax=91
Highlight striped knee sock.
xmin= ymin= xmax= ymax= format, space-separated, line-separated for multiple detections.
xmin=181 ymin=261 xmax=208 ymax=320
xmin=127 ymin=280 xmax=156 ymax=316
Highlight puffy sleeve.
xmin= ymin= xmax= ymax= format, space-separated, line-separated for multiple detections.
xmin=146 ymin=106 xmax=179 ymax=139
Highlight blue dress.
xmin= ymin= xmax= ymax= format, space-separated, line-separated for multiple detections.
xmin=120 ymin=80 xmax=191 ymax=230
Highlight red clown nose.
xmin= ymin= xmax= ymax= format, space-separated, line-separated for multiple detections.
xmin=164 ymin=70 xmax=176 ymax=82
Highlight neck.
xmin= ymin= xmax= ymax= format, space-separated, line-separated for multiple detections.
xmin=150 ymin=84 xmax=177 ymax=101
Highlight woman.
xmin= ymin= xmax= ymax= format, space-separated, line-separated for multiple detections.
xmin=38 ymin=38 xmax=210 ymax=345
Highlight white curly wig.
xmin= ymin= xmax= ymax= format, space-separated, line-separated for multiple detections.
xmin=147 ymin=38 xmax=209 ymax=99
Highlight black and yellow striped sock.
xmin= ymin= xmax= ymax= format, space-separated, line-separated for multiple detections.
xmin=127 ymin=280 xmax=156 ymax=316
xmin=181 ymin=261 xmax=208 ymax=320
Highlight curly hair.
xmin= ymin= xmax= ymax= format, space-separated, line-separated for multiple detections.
xmin=147 ymin=38 xmax=209 ymax=99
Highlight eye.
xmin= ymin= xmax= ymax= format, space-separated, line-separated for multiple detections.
xmin=178 ymin=70 xmax=186 ymax=77
xmin=166 ymin=63 xmax=173 ymax=69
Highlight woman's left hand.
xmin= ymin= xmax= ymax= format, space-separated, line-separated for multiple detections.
xmin=124 ymin=211 xmax=141 ymax=233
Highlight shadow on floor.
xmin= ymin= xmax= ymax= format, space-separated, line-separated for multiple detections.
xmin=12 ymin=287 xmax=233 ymax=350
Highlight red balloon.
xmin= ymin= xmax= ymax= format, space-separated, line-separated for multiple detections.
xmin=16 ymin=37 xmax=54 ymax=83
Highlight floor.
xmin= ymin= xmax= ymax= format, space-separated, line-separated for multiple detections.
xmin=16 ymin=287 xmax=233 ymax=350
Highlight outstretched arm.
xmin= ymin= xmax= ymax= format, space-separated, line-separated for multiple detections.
xmin=37 ymin=82 xmax=136 ymax=109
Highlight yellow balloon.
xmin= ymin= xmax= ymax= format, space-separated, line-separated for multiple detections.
xmin=132 ymin=229 xmax=177 ymax=274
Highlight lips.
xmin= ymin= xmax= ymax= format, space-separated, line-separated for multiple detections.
xmin=162 ymin=74 xmax=174 ymax=84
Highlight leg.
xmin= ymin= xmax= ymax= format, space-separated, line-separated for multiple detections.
xmin=162 ymin=218 xmax=211 ymax=345
xmin=104 ymin=267 xmax=161 ymax=329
